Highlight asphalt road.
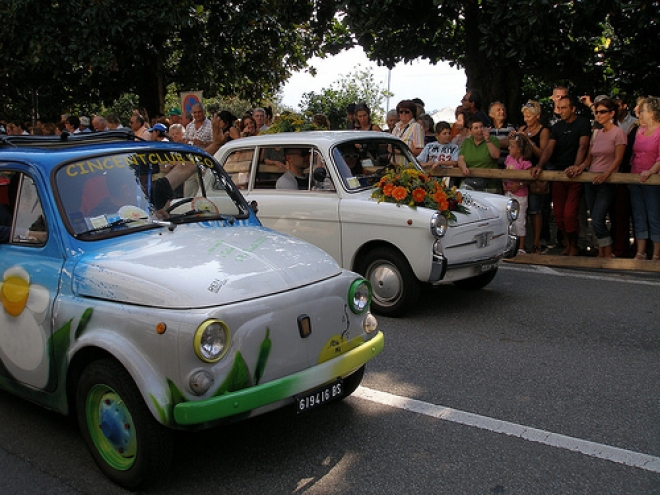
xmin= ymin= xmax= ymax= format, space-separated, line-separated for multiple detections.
xmin=1 ymin=263 xmax=659 ymax=494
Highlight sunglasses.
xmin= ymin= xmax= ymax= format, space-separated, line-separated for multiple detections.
xmin=398 ymin=109 xmax=411 ymax=114
xmin=594 ymin=109 xmax=612 ymax=115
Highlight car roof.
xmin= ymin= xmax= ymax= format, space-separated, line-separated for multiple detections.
xmin=0 ymin=130 xmax=205 ymax=173
xmin=219 ymin=130 xmax=400 ymax=152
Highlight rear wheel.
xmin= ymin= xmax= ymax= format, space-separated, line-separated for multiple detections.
xmin=76 ymin=359 xmax=173 ymax=489
xmin=453 ymin=268 xmax=498 ymax=290
xmin=357 ymin=247 xmax=420 ymax=317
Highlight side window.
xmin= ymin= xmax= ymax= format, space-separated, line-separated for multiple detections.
xmin=256 ymin=147 xmax=286 ymax=189
xmin=223 ymin=149 xmax=254 ymax=189
xmin=311 ymin=150 xmax=335 ymax=191
xmin=2 ymin=173 xmax=48 ymax=245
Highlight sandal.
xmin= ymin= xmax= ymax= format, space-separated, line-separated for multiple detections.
xmin=635 ymin=252 xmax=647 ymax=260
xmin=532 ymin=245 xmax=541 ymax=255
xmin=653 ymin=255 xmax=660 ymax=261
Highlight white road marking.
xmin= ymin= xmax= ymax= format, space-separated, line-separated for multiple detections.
xmin=353 ymin=387 xmax=660 ymax=474
xmin=502 ymin=263 xmax=660 ymax=286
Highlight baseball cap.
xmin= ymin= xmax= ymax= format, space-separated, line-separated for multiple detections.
xmin=148 ymin=123 xmax=168 ymax=133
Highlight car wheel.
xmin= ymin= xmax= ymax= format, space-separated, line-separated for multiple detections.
xmin=357 ymin=247 xmax=420 ymax=317
xmin=76 ymin=359 xmax=173 ymax=489
xmin=453 ymin=268 xmax=499 ymax=290
xmin=340 ymin=366 xmax=365 ymax=399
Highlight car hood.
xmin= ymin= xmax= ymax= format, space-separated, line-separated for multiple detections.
xmin=72 ymin=226 xmax=341 ymax=308
xmin=351 ymin=189 xmax=501 ymax=225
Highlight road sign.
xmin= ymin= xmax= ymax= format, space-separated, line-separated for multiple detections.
xmin=180 ymin=91 xmax=203 ymax=114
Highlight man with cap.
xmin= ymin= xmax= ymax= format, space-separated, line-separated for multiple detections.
xmin=149 ymin=123 xmax=169 ymax=142
xmin=168 ymin=108 xmax=182 ymax=125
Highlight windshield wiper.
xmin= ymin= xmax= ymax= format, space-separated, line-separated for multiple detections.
xmin=75 ymin=217 xmax=144 ymax=237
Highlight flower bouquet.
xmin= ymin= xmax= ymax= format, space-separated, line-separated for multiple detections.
xmin=371 ymin=164 xmax=469 ymax=221
xmin=262 ymin=112 xmax=321 ymax=134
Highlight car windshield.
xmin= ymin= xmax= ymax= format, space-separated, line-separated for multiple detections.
xmin=55 ymin=150 xmax=247 ymax=238
xmin=333 ymin=137 xmax=419 ymax=191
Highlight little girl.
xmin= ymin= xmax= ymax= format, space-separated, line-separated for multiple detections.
xmin=503 ymin=134 xmax=533 ymax=254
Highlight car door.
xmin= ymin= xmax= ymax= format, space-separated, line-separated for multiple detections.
xmin=244 ymin=147 xmax=343 ymax=264
xmin=0 ymin=167 xmax=64 ymax=391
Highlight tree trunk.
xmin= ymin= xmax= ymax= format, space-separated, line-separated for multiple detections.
xmin=135 ymin=55 xmax=165 ymax=123
xmin=462 ymin=0 xmax=523 ymax=125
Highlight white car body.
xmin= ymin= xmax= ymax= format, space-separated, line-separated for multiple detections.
xmin=212 ymin=131 xmax=518 ymax=316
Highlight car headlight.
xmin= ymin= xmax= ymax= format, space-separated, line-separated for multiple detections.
xmin=430 ymin=212 xmax=447 ymax=238
xmin=506 ymin=198 xmax=520 ymax=222
xmin=363 ymin=313 xmax=378 ymax=334
xmin=348 ymin=279 xmax=371 ymax=314
xmin=194 ymin=320 xmax=230 ymax=363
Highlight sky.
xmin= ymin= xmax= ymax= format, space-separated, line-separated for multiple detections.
xmin=279 ymin=47 xmax=467 ymax=115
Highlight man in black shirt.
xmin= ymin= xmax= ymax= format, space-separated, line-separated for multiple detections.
xmin=531 ymin=95 xmax=591 ymax=256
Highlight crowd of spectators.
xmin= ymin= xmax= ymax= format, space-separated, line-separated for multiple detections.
xmin=2 ymin=89 xmax=659 ymax=260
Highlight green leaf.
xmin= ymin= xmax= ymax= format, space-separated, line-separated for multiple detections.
xmin=214 ymin=352 xmax=252 ymax=396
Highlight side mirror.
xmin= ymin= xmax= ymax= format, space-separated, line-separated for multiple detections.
xmin=313 ymin=167 xmax=327 ymax=183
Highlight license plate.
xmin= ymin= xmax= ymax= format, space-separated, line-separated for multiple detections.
xmin=480 ymin=262 xmax=497 ymax=273
xmin=295 ymin=378 xmax=343 ymax=413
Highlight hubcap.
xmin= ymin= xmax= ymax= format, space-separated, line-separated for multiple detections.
xmin=86 ymin=385 xmax=138 ymax=470
xmin=367 ymin=262 xmax=403 ymax=306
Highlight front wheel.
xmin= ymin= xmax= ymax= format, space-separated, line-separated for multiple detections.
xmin=357 ymin=247 xmax=420 ymax=317
xmin=76 ymin=359 xmax=173 ymax=489
xmin=453 ymin=268 xmax=498 ymax=290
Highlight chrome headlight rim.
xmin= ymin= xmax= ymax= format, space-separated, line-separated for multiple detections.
xmin=430 ymin=211 xmax=447 ymax=238
xmin=193 ymin=320 xmax=230 ymax=363
xmin=506 ymin=198 xmax=520 ymax=222
xmin=348 ymin=279 xmax=372 ymax=314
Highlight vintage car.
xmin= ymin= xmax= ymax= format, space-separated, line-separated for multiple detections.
xmin=211 ymin=131 xmax=519 ymax=316
xmin=0 ymin=131 xmax=382 ymax=488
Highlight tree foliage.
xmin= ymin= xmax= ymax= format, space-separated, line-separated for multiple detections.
xmin=339 ymin=1 xmax=660 ymax=123
xmin=0 ymin=0 xmax=342 ymax=121
xmin=299 ymin=66 xmax=391 ymax=129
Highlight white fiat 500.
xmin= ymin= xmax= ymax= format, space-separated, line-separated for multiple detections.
xmin=0 ymin=131 xmax=382 ymax=489
xmin=212 ymin=131 xmax=518 ymax=316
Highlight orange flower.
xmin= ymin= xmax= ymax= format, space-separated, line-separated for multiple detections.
xmin=434 ymin=190 xmax=447 ymax=204
xmin=392 ymin=186 xmax=407 ymax=201
xmin=438 ymin=198 xmax=449 ymax=211
xmin=456 ymin=191 xmax=463 ymax=202
xmin=412 ymin=187 xmax=426 ymax=203
xmin=383 ymin=184 xmax=394 ymax=196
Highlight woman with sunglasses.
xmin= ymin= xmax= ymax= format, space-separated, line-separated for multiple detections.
xmin=392 ymin=100 xmax=424 ymax=159
xmin=567 ymin=98 xmax=627 ymax=258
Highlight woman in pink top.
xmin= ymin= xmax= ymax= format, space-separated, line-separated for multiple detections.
xmin=629 ymin=97 xmax=660 ymax=260
xmin=569 ymin=98 xmax=627 ymax=258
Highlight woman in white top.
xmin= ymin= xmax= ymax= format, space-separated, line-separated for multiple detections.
xmin=392 ymin=100 xmax=424 ymax=160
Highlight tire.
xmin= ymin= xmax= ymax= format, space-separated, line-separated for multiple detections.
xmin=453 ymin=268 xmax=499 ymax=290
xmin=76 ymin=359 xmax=173 ymax=489
xmin=357 ymin=247 xmax=420 ymax=317
xmin=340 ymin=366 xmax=365 ymax=399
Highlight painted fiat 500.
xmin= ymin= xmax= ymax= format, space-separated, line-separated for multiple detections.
xmin=0 ymin=131 xmax=382 ymax=488
xmin=212 ymin=131 xmax=519 ymax=316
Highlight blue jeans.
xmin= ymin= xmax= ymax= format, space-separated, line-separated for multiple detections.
xmin=584 ymin=182 xmax=615 ymax=246
xmin=628 ymin=184 xmax=660 ymax=242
